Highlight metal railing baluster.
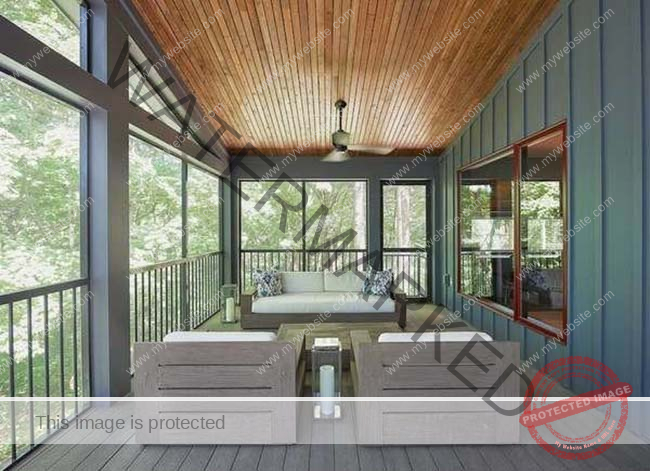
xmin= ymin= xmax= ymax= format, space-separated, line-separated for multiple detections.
xmin=8 ymin=303 xmax=17 ymax=461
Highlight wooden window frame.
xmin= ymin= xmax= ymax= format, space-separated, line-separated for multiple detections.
xmin=456 ymin=121 xmax=568 ymax=344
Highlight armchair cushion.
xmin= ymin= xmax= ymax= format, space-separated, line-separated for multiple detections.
xmin=163 ymin=331 xmax=278 ymax=342
xmin=377 ymin=331 xmax=493 ymax=343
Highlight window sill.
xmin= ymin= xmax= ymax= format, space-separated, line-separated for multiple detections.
xmin=457 ymin=292 xmax=567 ymax=345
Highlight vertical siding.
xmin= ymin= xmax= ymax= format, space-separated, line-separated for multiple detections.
xmin=601 ymin=0 xmax=643 ymax=396
xmin=544 ymin=5 xmax=571 ymax=379
xmin=434 ymin=0 xmax=649 ymax=399
xmin=546 ymin=15 xmax=570 ymax=125
xmin=470 ymin=120 xmax=481 ymax=160
xmin=494 ymin=86 xmax=508 ymax=149
xmin=643 ymin=0 xmax=650 ymax=401
xmin=481 ymin=102 xmax=494 ymax=155
xmin=568 ymin=0 xmax=603 ymax=393
xmin=525 ymin=44 xmax=545 ymax=134
xmin=508 ymin=67 xmax=524 ymax=142
xmin=642 ymin=0 xmax=650 ymax=435
xmin=461 ymin=132 xmax=471 ymax=166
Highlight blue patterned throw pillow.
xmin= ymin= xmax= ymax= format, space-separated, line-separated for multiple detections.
xmin=253 ymin=268 xmax=282 ymax=297
xmin=362 ymin=269 xmax=393 ymax=297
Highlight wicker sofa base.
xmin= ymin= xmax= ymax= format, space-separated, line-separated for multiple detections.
xmin=240 ymin=310 xmax=405 ymax=330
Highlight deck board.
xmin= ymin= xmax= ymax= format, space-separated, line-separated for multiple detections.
xmin=9 ymin=444 xmax=650 ymax=471
xmin=231 ymin=445 xmax=262 ymax=471
xmin=282 ymin=444 xmax=309 ymax=471
xmin=153 ymin=446 xmax=192 ymax=470
xmin=125 ymin=445 xmax=167 ymax=471
xmin=404 ymin=446 xmax=437 ymax=471
xmin=177 ymin=446 xmax=215 ymax=471
xmin=258 ymin=446 xmax=286 ymax=471
xmin=333 ymin=445 xmax=359 ymax=471
xmin=204 ymin=445 xmax=238 ymax=471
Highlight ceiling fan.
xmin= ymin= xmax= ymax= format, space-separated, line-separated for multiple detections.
xmin=322 ymin=100 xmax=394 ymax=162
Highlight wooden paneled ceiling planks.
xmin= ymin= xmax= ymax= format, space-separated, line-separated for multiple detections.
xmin=132 ymin=0 xmax=559 ymax=157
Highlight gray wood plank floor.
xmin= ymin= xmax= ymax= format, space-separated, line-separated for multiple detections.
xmin=10 ymin=444 xmax=650 ymax=471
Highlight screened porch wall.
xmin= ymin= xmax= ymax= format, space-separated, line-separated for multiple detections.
xmin=229 ymin=156 xmax=437 ymax=300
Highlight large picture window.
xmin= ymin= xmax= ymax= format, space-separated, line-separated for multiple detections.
xmin=459 ymin=150 xmax=516 ymax=312
xmin=457 ymin=122 xmax=567 ymax=341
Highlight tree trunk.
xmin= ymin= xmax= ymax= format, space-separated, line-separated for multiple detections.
xmin=396 ymin=187 xmax=411 ymax=247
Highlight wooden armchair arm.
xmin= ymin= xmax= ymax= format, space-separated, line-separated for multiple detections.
xmin=277 ymin=327 xmax=306 ymax=366
xmin=350 ymin=330 xmax=378 ymax=397
xmin=350 ymin=330 xmax=372 ymax=362
xmin=240 ymin=287 xmax=257 ymax=316
xmin=392 ymin=288 xmax=407 ymax=329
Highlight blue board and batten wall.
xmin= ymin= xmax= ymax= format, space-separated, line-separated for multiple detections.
xmin=434 ymin=0 xmax=649 ymax=412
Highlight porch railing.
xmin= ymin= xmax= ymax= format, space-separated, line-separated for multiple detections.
xmin=240 ymin=249 xmax=429 ymax=299
xmin=240 ymin=249 xmax=367 ymax=292
xmin=129 ymin=251 xmax=223 ymax=344
xmin=382 ymin=250 xmax=429 ymax=299
xmin=0 ymin=278 xmax=91 ymax=465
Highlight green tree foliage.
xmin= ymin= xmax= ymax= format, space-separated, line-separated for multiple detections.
xmin=129 ymin=137 xmax=183 ymax=267
xmin=0 ymin=0 xmax=80 ymax=65
xmin=305 ymin=181 xmax=366 ymax=250
xmin=187 ymin=166 xmax=221 ymax=256
xmin=0 ymin=75 xmax=81 ymax=294
xmin=240 ymin=181 xmax=303 ymax=250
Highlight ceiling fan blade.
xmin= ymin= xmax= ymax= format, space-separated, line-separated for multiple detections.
xmin=347 ymin=144 xmax=394 ymax=155
xmin=322 ymin=149 xmax=351 ymax=162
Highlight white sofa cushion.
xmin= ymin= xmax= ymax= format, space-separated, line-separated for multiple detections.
xmin=280 ymin=271 xmax=324 ymax=293
xmin=163 ymin=331 xmax=277 ymax=342
xmin=252 ymin=292 xmax=395 ymax=314
xmin=323 ymin=271 xmax=364 ymax=292
xmin=377 ymin=331 xmax=493 ymax=343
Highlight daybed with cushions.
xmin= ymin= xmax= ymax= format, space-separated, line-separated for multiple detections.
xmin=133 ymin=330 xmax=305 ymax=444
xmin=240 ymin=271 xmax=406 ymax=329
xmin=350 ymin=330 xmax=521 ymax=444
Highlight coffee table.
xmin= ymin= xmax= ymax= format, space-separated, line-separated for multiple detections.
xmin=277 ymin=322 xmax=402 ymax=369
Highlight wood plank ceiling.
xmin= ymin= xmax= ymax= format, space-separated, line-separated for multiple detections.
xmin=132 ymin=0 xmax=559 ymax=157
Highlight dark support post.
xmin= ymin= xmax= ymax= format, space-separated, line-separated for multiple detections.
xmin=223 ymin=172 xmax=235 ymax=286
xmin=368 ymin=176 xmax=382 ymax=271
xmin=428 ymin=179 xmax=436 ymax=302
xmin=87 ymin=1 xmax=131 ymax=396
xmin=181 ymin=162 xmax=189 ymax=329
